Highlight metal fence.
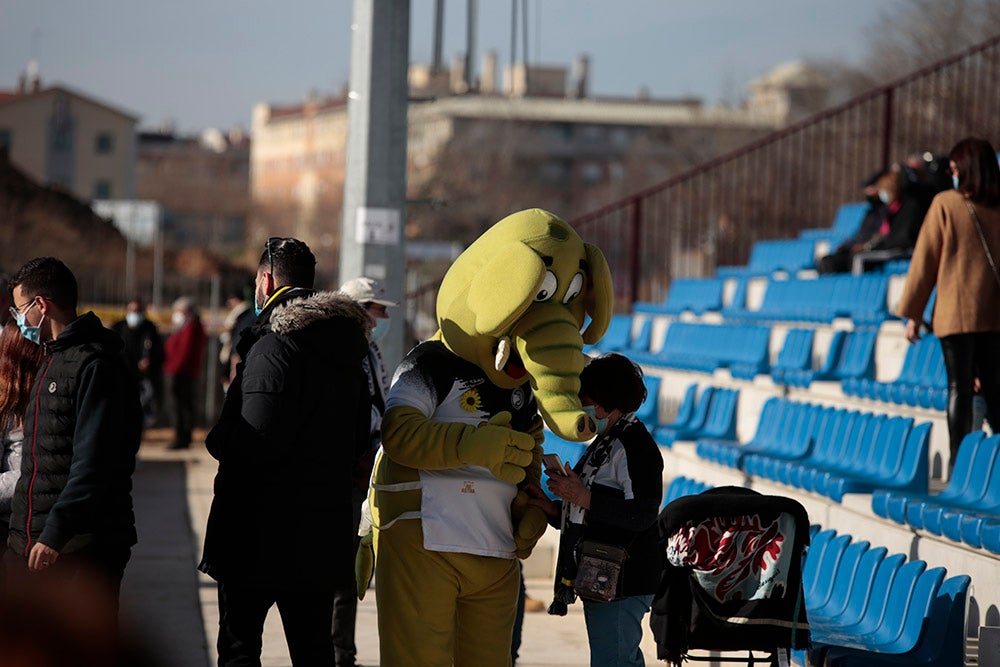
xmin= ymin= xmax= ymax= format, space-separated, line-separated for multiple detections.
xmin=572 ymin=33 xmax=1000 ymax=308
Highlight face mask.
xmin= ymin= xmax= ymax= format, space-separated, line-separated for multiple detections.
xmin=13 ymin=306 xmax=43 ymax=345
xmin=878 ymin=190 xmax=891 ymax=205
xmin=371 ymin=318 xmax=390 ymax=342
xmin=582 ymin=405 xmax=609 ymax=435
xmin=254 ymin=279 xmax=267 ymax=317
xmin=172 ymin=311 xmax=186 ymax=327
xmin=953 ymin=174 xmax=960 ymax=190
xmin=125 ymin=312 xmax=143 ymax=328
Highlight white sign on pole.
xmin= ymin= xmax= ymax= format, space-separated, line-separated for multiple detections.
xmin=355 ymin=207 xmax=401 ymax=245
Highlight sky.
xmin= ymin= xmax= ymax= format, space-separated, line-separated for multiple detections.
xmin=0 ymin=0 xmax=896 ymax=133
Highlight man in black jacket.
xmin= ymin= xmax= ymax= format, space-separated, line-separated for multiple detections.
xmin=5 ymin=257 xmax=142 ymax=612
xmin=199 ymin=237 xmax=372 ymax=666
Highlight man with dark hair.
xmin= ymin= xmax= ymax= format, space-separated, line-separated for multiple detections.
xmin=4 ymin=257 xmax=142 ymax=619
xmin=199 ymin=237 xmax=373 ymax=665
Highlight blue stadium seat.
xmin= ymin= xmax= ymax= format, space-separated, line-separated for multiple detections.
xmin=871 ymin=431 xmax=989 ymax=524
xmin=633 ymin=374 xmax=661 ymax=428
xmin=632 ymin=277 xmax=724 ymax=316
xmin=800 ymin=202 xmax=869 ymax=246
xmin=770 ymin=329 xmax=814 ymax=385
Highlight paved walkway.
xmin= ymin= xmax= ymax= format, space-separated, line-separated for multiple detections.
xmin=122 ymin=429 xmax=661 ymax=666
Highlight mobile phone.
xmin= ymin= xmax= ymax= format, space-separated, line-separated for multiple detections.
xmin=542 ymin=453 xmax=567 ymax=476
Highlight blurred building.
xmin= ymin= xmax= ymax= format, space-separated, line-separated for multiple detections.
xmin=0 ymin=64 xmax=137 ymax=201
xmin=250 ymin=55 xmax=828 ymax=278
xmin=136 ymin=128 xmax=250 ymax=256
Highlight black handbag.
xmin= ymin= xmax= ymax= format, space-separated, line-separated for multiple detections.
xmin=573 ymin=540 xmax=628 ymax=602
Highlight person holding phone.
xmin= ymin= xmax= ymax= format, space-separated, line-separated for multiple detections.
xmin=525 ymin=353 xmax=663 ymax=667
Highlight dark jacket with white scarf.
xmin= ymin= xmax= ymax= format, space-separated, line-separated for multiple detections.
xmin=199 ymin=288 xmax=371 ymax=590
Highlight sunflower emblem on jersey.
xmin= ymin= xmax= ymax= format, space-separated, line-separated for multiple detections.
xmin=460 ymin=388 xmax=483 ymax=412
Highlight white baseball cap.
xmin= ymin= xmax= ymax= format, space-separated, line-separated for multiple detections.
xmin=339 ymin=277 xmax=398 ymax=307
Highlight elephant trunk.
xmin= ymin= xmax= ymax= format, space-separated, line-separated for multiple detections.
xmin=511 ymin=304 xmax=597 ymax=442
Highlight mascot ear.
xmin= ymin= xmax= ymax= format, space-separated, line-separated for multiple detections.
xmin=581 ymin=242 xmax=614 ymax=344
xmin=468 ymin=243 xmax=546 ymax=335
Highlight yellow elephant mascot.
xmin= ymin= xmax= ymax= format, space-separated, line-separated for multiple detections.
xmin=363 ymin=208 xmax=613 ymax=666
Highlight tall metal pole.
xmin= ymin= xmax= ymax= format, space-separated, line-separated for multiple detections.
xmin=339 ymin=0 xmax=410 ymax=371
xmin=432 ymin=0 xmax=444 ymax=75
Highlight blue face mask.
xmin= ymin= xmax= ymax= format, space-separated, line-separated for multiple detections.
xmin=13 ymin=304 xmax=43 ymax=345
xmin=582 ymin=405 xmax=609 ymax=435
xmin=371 ymin=317 xmax=390 ymax=342
xmin=878 ymin=190 xmax=891 ymax=205
xmin=953 ymin=174 xmax=960 ymax=190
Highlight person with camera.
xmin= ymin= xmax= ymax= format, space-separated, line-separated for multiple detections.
xmin=525 ymin=353 xmax=663 ymax=667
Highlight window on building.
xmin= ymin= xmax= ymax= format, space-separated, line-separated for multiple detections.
xmin=51 ymin=127 xmax=72 ymax=152
xmin=0 ymin=128 xmax=11 ymax=150
xmin=95 ymin=132 xmax=114 ymax=154
xmin=93 ymin=180 xmax=112 ymax=200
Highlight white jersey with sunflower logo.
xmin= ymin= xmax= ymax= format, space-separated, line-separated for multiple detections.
xmin=380 ymin=340 xmax=539 ymax=558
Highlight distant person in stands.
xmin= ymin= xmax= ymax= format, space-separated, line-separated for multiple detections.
xmin=898 ymin=137 xmax=1000 ymax=470
xmin=524 ymin=353 xmax=663 ymax=667
xmin=111 ymin=298 xmax=164 ymax=429
xmin=819 ymin=170 xmax=925 ymax=274
xmin=163 ymin=297 xmax=207 ymax=450
xmin=0 ymin=322 xmax=46 ymax=567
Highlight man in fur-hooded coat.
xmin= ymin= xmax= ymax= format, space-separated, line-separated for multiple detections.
xmin=200 ymin=237 xmax=372 ymax=665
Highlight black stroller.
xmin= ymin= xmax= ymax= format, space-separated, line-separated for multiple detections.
xmin=651 ymin=486 xmax=811 ymax=666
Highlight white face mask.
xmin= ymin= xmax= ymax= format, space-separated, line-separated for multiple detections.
xmin=125 ymin=312 xmax=143 ymax=328
xmin=172 ymin=311 xmax=186 ymax=327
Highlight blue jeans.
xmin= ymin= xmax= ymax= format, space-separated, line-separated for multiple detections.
xmin=582 ymin=594 xmax=653 ymax=667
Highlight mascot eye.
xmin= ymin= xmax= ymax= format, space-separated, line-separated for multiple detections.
xmin=563 ymin=273 xmax=585 ymax=303
xmin=534 ymin=271 xmax=558 ymax=302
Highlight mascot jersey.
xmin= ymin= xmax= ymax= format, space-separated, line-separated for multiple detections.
xmin=376 ymin=340 xmax=539 ymax=558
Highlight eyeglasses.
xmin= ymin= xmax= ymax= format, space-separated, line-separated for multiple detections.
xmin=9 ymin=297 xmax=40 ymax=322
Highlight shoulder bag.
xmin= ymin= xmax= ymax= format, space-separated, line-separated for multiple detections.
xmin=573 ymin=540 xmax=628 ymax=602
xmin=966 ymin=200 xmax=1000 ymax=290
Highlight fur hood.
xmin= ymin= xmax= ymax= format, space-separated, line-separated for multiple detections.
xmin=269 ymin=290 xmax=372 ymax=338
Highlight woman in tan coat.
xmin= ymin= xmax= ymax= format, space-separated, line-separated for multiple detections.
xmin=897 ymin=137 xmax=1000 ymax=468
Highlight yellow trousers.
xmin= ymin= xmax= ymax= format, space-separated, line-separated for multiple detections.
xmin=375 ymin=519 xmax=519 ymax=667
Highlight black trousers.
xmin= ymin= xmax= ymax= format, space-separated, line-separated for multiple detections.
xmin=217 ymin=580 xmax=336 ymax=667
xmin=331 ymin=490 xmax=364 ymax=666
xmin=939 ymin=331 xmax=1000 ymax=464
xmin=171 ymin=374 xmax=196 ymax=448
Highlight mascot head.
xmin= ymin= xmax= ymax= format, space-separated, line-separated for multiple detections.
xmin=435 ymin=209 xmax=613 ymax=441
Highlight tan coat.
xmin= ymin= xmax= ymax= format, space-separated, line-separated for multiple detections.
xmin=897 ymin=189 xmax=1000 ymax=337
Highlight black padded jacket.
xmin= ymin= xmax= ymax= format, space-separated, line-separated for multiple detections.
xmin=7 ymin=312 xmax=142 ymax=556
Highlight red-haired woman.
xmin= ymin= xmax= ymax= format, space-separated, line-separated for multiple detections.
xmin=0 ymin=321 xmax=46 ymax=559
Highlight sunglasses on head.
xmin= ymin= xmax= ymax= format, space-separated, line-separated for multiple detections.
xmin=265 ymin=237 xmax=295 ymax=275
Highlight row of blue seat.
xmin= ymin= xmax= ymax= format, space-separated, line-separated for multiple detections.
xmin=724 ymin=274 xmax=889 ymax=325
xmin=696 ymin=398 xmax=931 ymax=502
xmin=872 ymin=431 xmax=1000 ymax=554
xmin=842 ymin=334 xmax=946 ymax=411
xmin=775 ymin=329 xmax=878 ymax=388
xmin=653 ymin=385 xmax=738 ymax=448
xmin=632 ymin=277 xmax=724 ymax=316
xmin=718 ymin=238 xmax=818 ymax=278
xmin=630 ymin=322 xmax=770 ymax=377
xmin=799 ymin=528 xmax=970 ymax=666
xmin=799 ymin=201 xmax=869 ymax=247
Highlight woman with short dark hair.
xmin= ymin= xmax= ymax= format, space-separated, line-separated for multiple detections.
xmin=898 ymin=137 xmax=1000 ymax=471
xmin=526 ymin=353 xmax=663 ymax=666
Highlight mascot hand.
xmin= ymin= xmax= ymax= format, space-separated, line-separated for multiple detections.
xmin=355 ymin=532 xmax=375 ymax=600
xmin=513 ymin=495 xmax=549 ymax=559
xmin=457 ymin=411 xmax=535 ymax=483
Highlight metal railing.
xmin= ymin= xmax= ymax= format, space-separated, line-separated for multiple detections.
xmin=572 ymin=33 xmax=1000 ymax=308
